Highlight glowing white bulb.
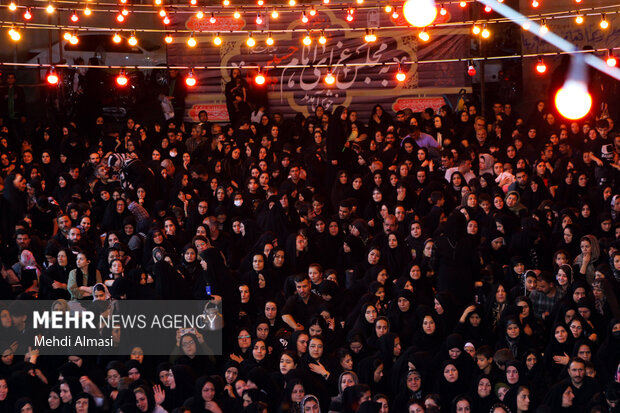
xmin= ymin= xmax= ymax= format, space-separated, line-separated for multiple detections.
xmin=555 ymin=80 xmax=591 ymax=120
xmin=403 ymin=0 xmax=437 ymax=27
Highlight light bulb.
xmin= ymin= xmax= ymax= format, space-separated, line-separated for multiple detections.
xmin=223 ymin=0 xmax=230 ymax=5
xmin=246 ymin=33 xmax=255 ymax=47
xmin=472 ymin=23 xmax=481 ymax=34
xmin=346 ymin=12 xmax=353 ymax=22
xmin=606 ymin=50 xmax=617 ymax=67
xmin=113 ymin=32 xmax=122 ymax=43
xmin=575 ymin=15 xmax=583 ymax=24
xmin=385 ymin=5 xmax=392 ymax=12
xmin=600 ymin=15 xmax=609 ymax=29
xmin=213 ymin=33 xmax=222 ymax=45
xmin=210 ymin=13 xmax=217 ymax=23
xmin=418 ymin=29 xmax=429 ymax=41
xmin=555 ymin=56 xmax=591 ymax=120
xmin=187 ymin=34 xmax=197 ymax=47
xmin=459 ymin=1 xmax=466 ymax=7
xmin=357 ymin=0 xmax=363 ymax=3
xmin=190 ymin=0 xmax=197 ymax=4
xmin=83 ymin=7 xmax=91 ymax=16
xmin=163 ymin=16 xmax=170 ymax=24
xmin=396 ymin=66 xmax=406 ymax=82
xmin=256 ymin=14 xmax=263 ymax=24
xmin=9 ymin=2 xmax=17 ymax=11
xmin=233 ymin=10 xmax=241 ymax=18
xmin=266 ymin=33 xmax=274 ymax=45
xmin=391 ymin=10 xmax=399 ymax=18
xmin=288 ymin=0 xmax=296 ymax=6
xmin=155 ymin=0 xmax=162 ymax=5
xmin=9 ymin=28 xmax=21 ymax=41
xmin=196 ymin=10 xmax=204 ymax=18
xmin=185 ymin=71 xmax=197 ymax=86
xmin=539 ymin=22 xmax=548 ymax=35
xmin=257 ymin=0 xmax=264 ymax=5
xmin=159 ymin=9 xmax=166 ymax=17
xmin=71 ymin=10 xmax=79 ymax=21
xmin=121 ymin=8 xmax=129 ymax=16
xmin=255 ymin=70 xmax=265 ymax=85
xmin=64 ymin=31 xmax=72 ymax=40
xmin=303 ymin=34 xmax=311 ymax=45
xmin=116 ymin=71 xmax=128 ymax=86
xmin=481 ymin=25 xmax=490 ymax=38
xmin=128 ymin=33 xmax=137 ymax=46
xmin=319 ymin=32 xmax=326 ymax=44
xmin=47 ymin=69 xmax=59 ymax=84
xmin=364 ymin=29 xmax=377 ymax=42
xmin=403 ymin=0 xmax=437 ymax=27
xmin=301 ymin=12 xmax=308 ymax=23
xmin=271 ymin=9 xmax=278 ymax=18
xmin=439 ymin=5 xmax=446 ymax=15
xmin=522 ymin=20 xmax=531 ymax=30
xmin=324 ymin=70 xmax=335 ymax=85
xmin=46 ymin=3 xmax=54 ymax=13
xmin=117 ymin=13 xmax=124 ymax=22
xmin=484 ymin=5 xmax=491 ymax=12
xmin=23 ymin=8 xmax=31 ymax=19
xmin=309 ymin=7 xmax=316 ymax=16
xmin=69 ymin=34 xmax=79 ymax=45
xmin=323 ymin=0 xmax=329 ymax=4
xmin=536 ymin=57 xmax=546 ymax=73
xmin=531 ymin=0 xmax=539 ymax=7
xmin=165 ymin=33 xmax=173 ymax=43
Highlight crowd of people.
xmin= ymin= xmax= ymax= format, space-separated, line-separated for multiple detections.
xmin=0 ymin=68 xmax=620 ymax=413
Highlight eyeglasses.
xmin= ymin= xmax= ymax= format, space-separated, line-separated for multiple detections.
xmin=238 ymin=335 xmax=251 ymax=339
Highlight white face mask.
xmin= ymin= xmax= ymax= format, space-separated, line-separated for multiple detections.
xmin=234 ymin=200 xmax=243 ymax=207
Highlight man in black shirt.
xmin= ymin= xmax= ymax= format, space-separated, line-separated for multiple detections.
xmin=282 ymin=274 xmax=325 ymax=331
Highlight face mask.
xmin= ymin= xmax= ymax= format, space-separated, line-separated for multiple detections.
xmin=234 ymin=200 xmax=243 ymax=207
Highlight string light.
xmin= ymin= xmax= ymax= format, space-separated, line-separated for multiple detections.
xmin=481 ymin=24 xmax=490 ymax=38
xmin=117 ymin=13 xmax=125 ymax=22
xmin=346 ymin=9 xmax=354 ymax=22
xmin=196 ymin=9 xmax=204 ymax=18
xmin=531 ymin=0 xmax=539 ymax=7
xmin=484 ymin=5 xmax=492 ymax=12
xmin=301 ymin=12 xmax=308 ymax=23
xmin=128 ymin=32 xmax=138 ymax=46
xmin=121 ymin=8 xmax=129 ymax=16
xmin=323 ymin=0 xmax=329 ymax=4
xmin=271 ymin=9 xmax=278 ymax=18
xmin=8 ymin=27 xmax=21 ymax=41
xmin=187 ymin=33 xmax=197 ymax=47
xmin=600 ymin=14 xmax=609 ymax=29
xmin=555 ymin=56 xmax=591 ymax=119
xmin=324 ymin=68 xmax=335 ymax=85
xmin=46 ymin=3 xmax=55 ymax=13
xmin=159 ymin=8 xmax=166 ymax=17
xmin=164 ymin=33 xmax=173 ymax=43
xmin=403 ymin=0 xmax=437 ymax=27
xmin=154 ymin=0 xmax=162 ymax=5
xmin=319 ymin=31 xmax=326 ymax=44
xmin=575 ymin=14 xmax=583 ymax=24
xmin=213 ymin=33 xmax=222 ymax=45
xmin=302 ymin=31 xmax=312 ymax=45
xmin=396 ymin=65 xmax=406 ymax=82
xmin=459 ymin=1 xmax=466 ymax=7
xmin=391 ymin=9 xmax=399 ymax=18
xmin=472 ymin=23 xmax=481 ymax=35
xmin=536 ymin=56 xmax=547 ymax=73
xmin=364 ymin=29 xmax=377 ymax=42
xmin=210 ymin=13 xmax=217 ymax=23
xmin=266 ymin=32 xmax=274 ymax=45
xmin=246 ymin=32 xmax=256 ymax=47
xmin=23 ymin=8 xmax=31 ymax=19
xmin=120 ymin=0 xmax=127 ymax=4
xmin=69 ymin=32 xmax=79 ymax=44
xmin=222 ymin=0 xmax=230 ymax=5
xmin=522 ymin=20 xmax=531 ymax=30
xmin=163 ymin=15 xmax=170 ymax=24
xmin=83 ymin=6 xmax=91 ymax=16
xmin=606 ymin=49 xmax=617 ymax=67
xmin=255 ymin=14 xmax=263 ymax=24
xmin=113 ymin=32 xmax=122 ymax=43
xmin=8 ymin=2 xmax=17 ymax=12
xmin=257 ymin=0 xmax=264 ymax=5
xmin=418 ymin=28 xmax=430 ymax=41
xmin=63 ymin=31 xmax=72 ymax=40
xmin=116 ymin=70 xmax=129 ymax=86
xmin=356 ymin=0 xmax=363 ymax=3
xmin=255 ymin=68 xmax=266 ymax=85
xmin=539 ymin=19 xmax=548 ymax=34
xmin=288 ymin=0 xmax=296 ymax=6
xmin=46 ymin=68 xmax=59 ymax=84
xmin=309 ymin=7 xmax=317 ymax=16
xmin=384 ymin=4 xmax=392 ymax=13
xmin=185 ymin=70 xmax=197 ymax=86
xmin=233 ymin=9 xmax=241 ymax=18
xmin=190 ymin=0 xmax=197 ymax=5
xmin=439 ymin=4 xmax=447 ymax=15
xmin=467 ymin=60 xmax=476 ymax=76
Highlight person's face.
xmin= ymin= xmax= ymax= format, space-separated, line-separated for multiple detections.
xmin=423 ymin=315 xmax=435 ymax=334
xmin=506 ymin=366 xmax=519 ymax=384
xmin=308 ymin=339 xmax=323 ymax=359
xmin=128 ymin=367 xmax=140 ymax=381
xmin=296 ymin=279 xmax=311 ymax=299
xmin=48 ymin=391 xmax=60 ymax=409
xmin=57 ymin=250 xmax=69 ymax=267
xmin=443 ymin=364 xmax=458 ymax=382
xmin=478 ymin=378 xmax=491 ymax=397
xmin=20 ymin=404 xmax=33 ymax=413
xmin=365 ymin=306 xmax=378 ymax=323
xmin=573 ymin=287 xmax=586 ymax=303
xmin=239 ymin=286 xmax=250 ymax=303
xmin=555 ymin=326 xmax=568 ymax=343
xmin=181 ymin=336 xmax=197 ymax=356
xmin=506 ymin=322 xmax=520 ymax=339
xmin=252 ymin=340 xmax=266 ymax=361
xmin=449 ymin=347 xmax=462 ymax=359
xmin=496 ymin=285 xmax=507 ymax=302
xmin=375 ymin=319 xmax=389 ymax=337
xmin=135 ymin=392 xmax=148 ymax=412
xmin=516 ymin=388 xmax=530 ymax=412
xmin=434 ymin=299 xmax=444 ymax=315
xmin=456 ymin=400 xmax=470 ymax=413
xmin=477 ymin=355 xmax=491 ymax=371
xmin=252 ymin=255 xmax=264 ymax=271
xmin=60 ymin=383 xmax=72 ymax=403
